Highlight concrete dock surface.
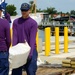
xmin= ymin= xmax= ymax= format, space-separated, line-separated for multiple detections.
xmin=39 ymin=48 xmax=75 ymax=64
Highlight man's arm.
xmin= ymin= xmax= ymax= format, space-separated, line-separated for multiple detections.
xmin=5 ymin=21 xmax=11 ymax=50
xmin=29 ymin=22 xmax=38 ymax=58
xmin=12 ymin=21 xmax=18 ymax=46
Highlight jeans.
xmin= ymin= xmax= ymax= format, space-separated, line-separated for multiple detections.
xmin=12 ymin=49 xmax=38 ymax=75
xmin=0 ymin=52 xmax=9 ymax=75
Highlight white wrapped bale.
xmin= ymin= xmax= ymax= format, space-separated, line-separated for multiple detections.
xmin=9 ymin=42 xmax=30 ymax=69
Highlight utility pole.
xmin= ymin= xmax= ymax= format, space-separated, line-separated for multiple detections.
xmin=34 ymin=0 xmax=36 ymax=15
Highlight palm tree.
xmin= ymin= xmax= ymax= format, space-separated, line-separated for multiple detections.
xmin=29 ymin=1 xmax=36 ymax=13
xmin=29 ymin=1 xmax=34 ymax=13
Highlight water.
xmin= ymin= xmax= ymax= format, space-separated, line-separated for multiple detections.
xmin=38 ymin=29 xmax=75 ymax=42
xmin=38 ymin=29 xmax=45 ymax=42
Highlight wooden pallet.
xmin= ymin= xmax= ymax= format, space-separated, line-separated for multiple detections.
xmin=23 ymin=68 xmax=75 ymax=75
xmin=37 ymin=68 xmax=74 ymax=75
xmin=22 ymin=64 xmax=75 ymax=75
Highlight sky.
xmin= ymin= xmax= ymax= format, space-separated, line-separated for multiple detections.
xmin=5 ymin=0 xmax=75 ymax=15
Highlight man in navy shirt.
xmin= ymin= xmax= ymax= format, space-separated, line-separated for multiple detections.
xmin=12 ymin=3 xmax=38 ymax=75
xmin=0 ymin=5 xmax=11 ymax=75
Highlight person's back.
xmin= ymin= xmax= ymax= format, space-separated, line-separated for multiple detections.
xmin=5 ymin=12 xmax=11 ymax=23
xmin=0 ymin=18 xmax=11 ymax=51
xmin=0 ymin=5 xmax=11 ymax=75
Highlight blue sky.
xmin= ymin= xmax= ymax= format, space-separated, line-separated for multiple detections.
xmin=6 ymin=0 xmax=75 ymax=15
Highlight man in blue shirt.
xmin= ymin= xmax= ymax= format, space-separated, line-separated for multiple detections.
xmin=12 ymin=3 xmax=38 ymax=75
xmin=0 ymin=5 xmax=11 ymax=75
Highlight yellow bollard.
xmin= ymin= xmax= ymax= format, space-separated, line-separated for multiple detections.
xmin=36 ymin=31 xmax=39 ymax=52
xmin=64 ymin=26 xmax=68 ymax=53
xmin=10 ymin=28 xmax=12 ymax=47
xmin=55 ymin=27 xmax=59 ymax=54
xmin=45 ymin=27 xmax=51 ymax=56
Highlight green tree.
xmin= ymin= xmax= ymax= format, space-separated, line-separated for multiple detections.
xmin=37 ymin=8 xmax=43 ymax=12
xmin=42 ymin=7 xmax=57 ymax=18
xmin=29 ymin=1 xmax=35 ymax=13
xmin=66 ymin=12 xmax=70 ymax=15
xmin=70 ymin=10 xmax=75 ymax=15
xmin=43 ymin=7 xmax=57 ymax=14
xmin=6 ymin=5 xmax=17 ymax=16
xmin=29 ymin=1 xmax=34 ymax=5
